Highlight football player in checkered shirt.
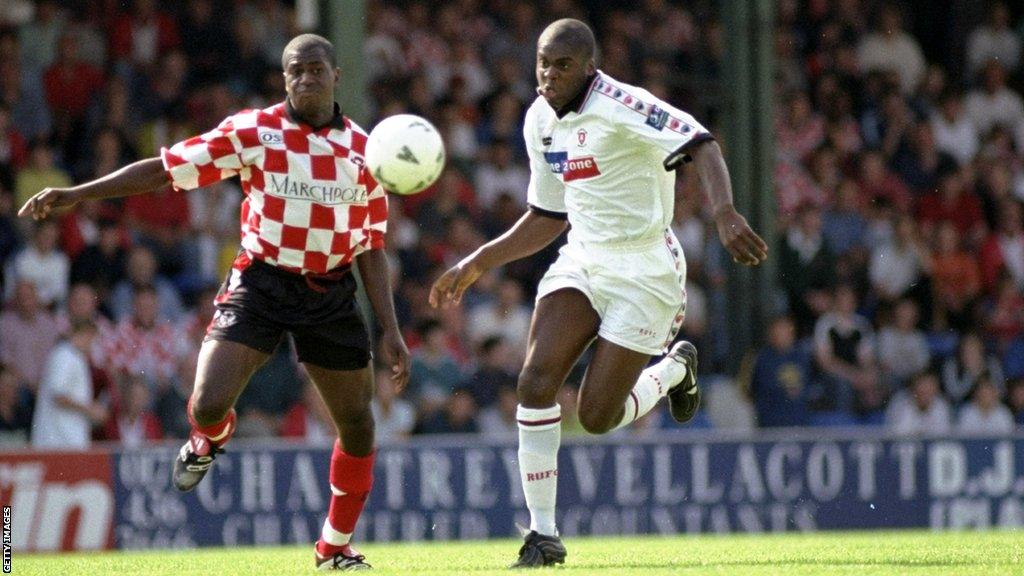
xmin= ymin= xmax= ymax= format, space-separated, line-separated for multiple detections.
xmin=430 ymin=19 xmax=769 ymax=568
xmin=21 ymin=34 xmax=407 ymax=571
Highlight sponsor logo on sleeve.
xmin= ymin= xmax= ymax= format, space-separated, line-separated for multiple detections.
xmin=543 ymin=151 xmax=601 ymax=182
xmin=259 ymin=130 xmax=283 ymax=145
xmin=646 ymin=105 xmax=669 ymax=131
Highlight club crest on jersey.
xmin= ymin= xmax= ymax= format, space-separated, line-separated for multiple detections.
xmin=577 ymin=129 xmax=587 ymax=147
xmin=543 ymin=151 xmax=601 ymax=182
xmin=646 ymin=105 xmax=669 ymax=131
xmin=213 ymin=310 xmax=237 ymax=329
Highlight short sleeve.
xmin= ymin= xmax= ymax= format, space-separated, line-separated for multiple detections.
xmin=615 ymin=89 xmax=715 ymax=170
xmin=160 ymin=111 xmax=262 ymax=191
xmin=523 ymin=105 xmax=566 ymax=215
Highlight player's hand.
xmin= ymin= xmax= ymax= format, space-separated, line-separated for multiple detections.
xmin=429 ymin=258 xmax=483 ymax=308
xmin=378 ymin=327 xmax=410 ymax=392
xmin=714 ymin=207 xmax=768 ymax=266
xmin=18 ymin=187 xmax=80 ymax=220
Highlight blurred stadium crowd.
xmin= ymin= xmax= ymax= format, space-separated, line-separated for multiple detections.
xmin=0 ymin=0 xmax=1023 ymax=450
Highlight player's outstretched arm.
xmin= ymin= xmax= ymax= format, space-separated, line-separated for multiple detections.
xmin=429 ymin=210 xmax=567 ymax=308
xmin=690 ymin=140 xmax=769 ymax=266
xmin=18 ymin=157 xmax=170 ymax=220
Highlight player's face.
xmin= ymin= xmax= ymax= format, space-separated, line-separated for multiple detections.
xmin=283 ymin=47 xmax=339 ymax=115
xmin=536 ymin=43 xmax=594 ymax=109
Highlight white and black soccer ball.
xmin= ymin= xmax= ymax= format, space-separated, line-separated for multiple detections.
xmin=364 ymin=114 xmax=446 ymax=195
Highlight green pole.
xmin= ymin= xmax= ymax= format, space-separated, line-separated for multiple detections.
xmin=323 ymin=0 xmax=369 ymax=125
xmin=323 ymin=0 xmax=374 ymax=342
xmin=751 ymin=0 xmax=777 ymax=350
xmin=722 ymin=0 xmax=774 ymax=370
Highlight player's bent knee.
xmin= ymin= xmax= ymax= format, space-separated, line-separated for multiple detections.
xmin=577 ymin=408 xmax=617 ymax=435
xmin=190 ymin=401 xmax=232 ymax=427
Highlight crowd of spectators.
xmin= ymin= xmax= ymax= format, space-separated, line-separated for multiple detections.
xmin=0 ymin=0 xmax=1023 ymax=450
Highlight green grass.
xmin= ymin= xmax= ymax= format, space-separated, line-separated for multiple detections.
xmin=14 ymin=530 xmax=1024 ymax=575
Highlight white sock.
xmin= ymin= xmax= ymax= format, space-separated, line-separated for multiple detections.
xmin=517 ymin=404 xmax=561 ymax=536
xmin=321 ymin=521 xmax=351 ymax=547
xmin=613 ymin=353 xmax=691 ymax=430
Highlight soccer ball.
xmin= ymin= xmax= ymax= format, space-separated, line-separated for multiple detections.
xmin=364 ymin=114 xmax=446 ymax=195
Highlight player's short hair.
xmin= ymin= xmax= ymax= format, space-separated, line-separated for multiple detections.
xmin=281 ymin=33 xmax=337 ymax=70
xmin=539 ymin=18 xmax=596 ymax=62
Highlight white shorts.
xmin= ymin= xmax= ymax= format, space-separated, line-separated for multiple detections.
xmin=535 ymin=231 xmax=687 ymax=356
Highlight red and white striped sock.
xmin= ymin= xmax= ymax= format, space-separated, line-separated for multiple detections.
xmin=316 ymin=441 xmax=374 ymax=557
xmin=517 ymin=404 xmax=561 ymax=536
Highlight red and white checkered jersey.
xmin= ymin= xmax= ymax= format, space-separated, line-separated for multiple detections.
xmin=160 ymin=102 xmax=387 ymax=275
xmin=99 ymin=319 xmax=187 ymax=383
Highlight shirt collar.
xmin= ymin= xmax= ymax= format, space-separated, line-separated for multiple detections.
xmin=284 ymin=100 xmax=346 ymax=131
xmin=552 ymin=72 xmax=600 ymax=119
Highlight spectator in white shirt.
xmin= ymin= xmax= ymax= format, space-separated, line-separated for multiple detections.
xmin=856 ymin=5 xmax=926 ymax=95
xmin=370 ymin=367 xmax=416 ymax=444
xmin=930 ymin=89 xmax=979 ymax=166
xmin=957 ymin=373 xmax=1015 ymax=435
xmin=886 ymin=370 xmax=952 ymax=436
xmin=4 ymin=219 xmax=68 ymax=307
xmin=966 ymin=1 xmax=1021 ymax=79
xmin=965 ymin=60 xmax=1024 ymax=149
xmin=877 ymin=299 xmax=931 ymax=388
xmin=869 ymin=214 xmax=932 ymax=305
xmin=30 ymin=319 xmax=106 ymax=449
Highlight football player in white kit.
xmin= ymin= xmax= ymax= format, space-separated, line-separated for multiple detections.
xmin=430 ymin=18 xmax=768 ymax=568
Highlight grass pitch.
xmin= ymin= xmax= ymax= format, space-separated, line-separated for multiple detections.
xmin=14 ymin=530 xmax=1023 ymax=575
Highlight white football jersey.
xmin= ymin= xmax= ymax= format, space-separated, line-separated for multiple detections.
xmin=524 ymin=71 xmax=713 ymax=247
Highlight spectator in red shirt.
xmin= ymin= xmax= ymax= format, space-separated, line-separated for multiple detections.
xmin=980 ymin=199 xmax=1024 ymax=295
xmin=858 ymin=149 xmax=912 ymax=212
xmin=42 ymin=34 xmax=104 ymax=123
xmin=123 ymin=182 xmax=191 ymax=278
xmin=0 ymin=105 xmax=27 ymax=171
xmin=930 ymin=222 xmax=981 ymax=331
xmin=108 ymin=0 xmax=180 ymax=69
xmin=916 ymin=165 xmax=986 ymax=245
xmin=985 ymin=274 xmax=1024 ymax=352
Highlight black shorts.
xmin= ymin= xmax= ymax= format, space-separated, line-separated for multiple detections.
xmin=206 ymin=256 xmax=371 ymax=371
